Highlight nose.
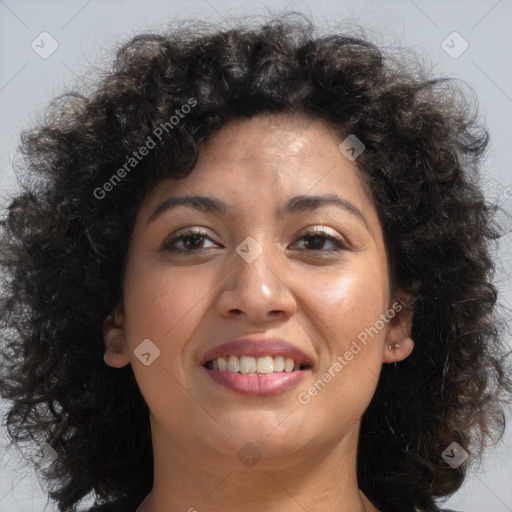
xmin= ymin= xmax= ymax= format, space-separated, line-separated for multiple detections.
xmin=215 ymin=242 xmax=297 ymax=324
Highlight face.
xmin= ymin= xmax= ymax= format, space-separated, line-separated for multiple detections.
xmin=103 ymin=113 xmax=414 ymax=472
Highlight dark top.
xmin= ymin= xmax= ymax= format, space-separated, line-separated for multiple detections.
xmin=83 ymin=495 xmax=462 ymax=512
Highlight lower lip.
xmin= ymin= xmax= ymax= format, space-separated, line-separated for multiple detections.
xmin=203 ymin=368 xmax=310 ymax=396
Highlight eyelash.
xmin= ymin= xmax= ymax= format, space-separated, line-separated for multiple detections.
xmin=162 ymin=227 xmax=348 ymax=255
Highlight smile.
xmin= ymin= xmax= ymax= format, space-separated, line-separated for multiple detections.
xmin=203 ymin=366 xmax=310 ymax=395
xmin=200 ymin=337 xmax=313 ymax=395
xmin=204 ymin=355 xmax=309 ymax=374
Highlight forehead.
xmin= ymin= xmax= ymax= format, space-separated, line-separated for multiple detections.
xmin=143 ymin=114 xmax=375 ymax=216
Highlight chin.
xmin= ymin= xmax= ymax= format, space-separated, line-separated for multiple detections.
xmin=212 ymin=414 xmax=319 ymax=458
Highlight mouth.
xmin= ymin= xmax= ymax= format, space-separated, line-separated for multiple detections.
xmin=203 ymin=355 xmax=310 ymax=374
xmin=200 ymin=337 xmax=313 ymax=396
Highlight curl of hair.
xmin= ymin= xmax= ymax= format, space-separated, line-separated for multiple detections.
xmin=1 ymin=13 xmax=511 ymax=512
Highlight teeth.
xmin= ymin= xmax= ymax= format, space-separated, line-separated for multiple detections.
xmin=217 ymin=356 xmax=227 ymax=371
xmin=256 ymin=356 xmax=273 ymax=374
xmin=240 ymin=355 xmax=256 ymax=374
xmin=273 ymin=355 xmax=285 ymax=372
xmin=227 ymin=355 xmax=240 ymax=373
xmin=209 ymin=355 xmax=304 ymax=374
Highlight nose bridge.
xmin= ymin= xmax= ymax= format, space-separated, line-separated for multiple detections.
xmin=216 ymin=234 xmax=294 ymax=321
xmin=234 ymin=235 xmax=278 ymax=300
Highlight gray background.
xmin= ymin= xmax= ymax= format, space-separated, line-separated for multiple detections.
xmin=1 ymin=0 xmax=511 ymax=511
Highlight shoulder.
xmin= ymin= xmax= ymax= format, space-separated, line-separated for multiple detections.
xmin=83 ymin=504 xmax=136 ymax=512
xmin=413 ymin=507 xmax=463 ymax=512
xmin=82 ymin=500 xmax=463 ymax=512
xmin=80 ymin=495 xmax=143 ymax=512
xmin=83 ymin=504 xmax=135 ymax=512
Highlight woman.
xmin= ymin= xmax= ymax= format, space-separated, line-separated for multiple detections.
xmin=1 ymin=14 xmax=510 ymax=512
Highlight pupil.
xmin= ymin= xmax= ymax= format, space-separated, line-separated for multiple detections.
xmin=307 ymin=235 xmax=323 ymax=250
xmin=185 ymin=234 xmax=203 ymax=250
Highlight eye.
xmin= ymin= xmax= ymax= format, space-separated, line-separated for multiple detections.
xmin=162 ymin=226 xmax=348 ymax=254
xmin=291 ymin=227 xmax=348 ymax=253
xmin=162 ymin=228 xmax=221 ymax=253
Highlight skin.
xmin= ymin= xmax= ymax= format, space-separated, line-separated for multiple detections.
xmin=103 ymin=113 xmax=415 ymax=512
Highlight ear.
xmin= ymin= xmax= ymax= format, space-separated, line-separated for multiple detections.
xmin=383 ymin=295 xmax=415 ymax=364
xmin=103 ymin=304 xmax=130 ymax=368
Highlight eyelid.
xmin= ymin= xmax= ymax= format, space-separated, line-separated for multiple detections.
xmin=291 ymin=225 xmax=349 ymax=250
xmin=297 ymin=225 xmax=342 ymax=238
xmin=161 ymin=225 xmax=350 ymax=254
xmin=160 ymin=226 xmax=220 ymax=250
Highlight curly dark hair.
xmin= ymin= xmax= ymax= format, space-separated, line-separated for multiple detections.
xmin=1 ymin=13 xmax=511 ymax=512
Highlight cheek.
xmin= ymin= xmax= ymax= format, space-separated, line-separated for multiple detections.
xmin=295 ymin=258 xmax=389 ymax=417
xmin=302 ymin=257 xmax=389 ymax=347
xmin=121 ymin=262 xmax=214 ymax=420
xmin=123 ymin=262 xmax=215 ymax=346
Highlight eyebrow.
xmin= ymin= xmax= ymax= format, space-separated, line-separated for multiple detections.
xmin=146 ymin=193 xmax=370 ymax=231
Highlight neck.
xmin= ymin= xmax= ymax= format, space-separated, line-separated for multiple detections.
xmin=136 ymin=417 xmax=378 ymax=512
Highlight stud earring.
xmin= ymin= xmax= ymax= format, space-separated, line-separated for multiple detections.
xmin=388 ymin=342 xmax=400 ymax=350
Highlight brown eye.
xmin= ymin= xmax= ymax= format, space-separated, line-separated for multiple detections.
xmin=291 ymin=228 xmax=347 ymax=253
xmin=162 ymin=229 xmax=220 ymax=253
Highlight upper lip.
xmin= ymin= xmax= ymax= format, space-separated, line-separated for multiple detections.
xmin=200 ymin=337 xmax=314 ymax=367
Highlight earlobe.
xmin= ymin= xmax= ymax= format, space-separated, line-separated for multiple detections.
xmin=102 ymin=305 xmax=130 ymax=368
xmin=383 ymin=336 xmax=415 ymax=363
xmin=383 ymin=295 xmax=415 ymax=364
